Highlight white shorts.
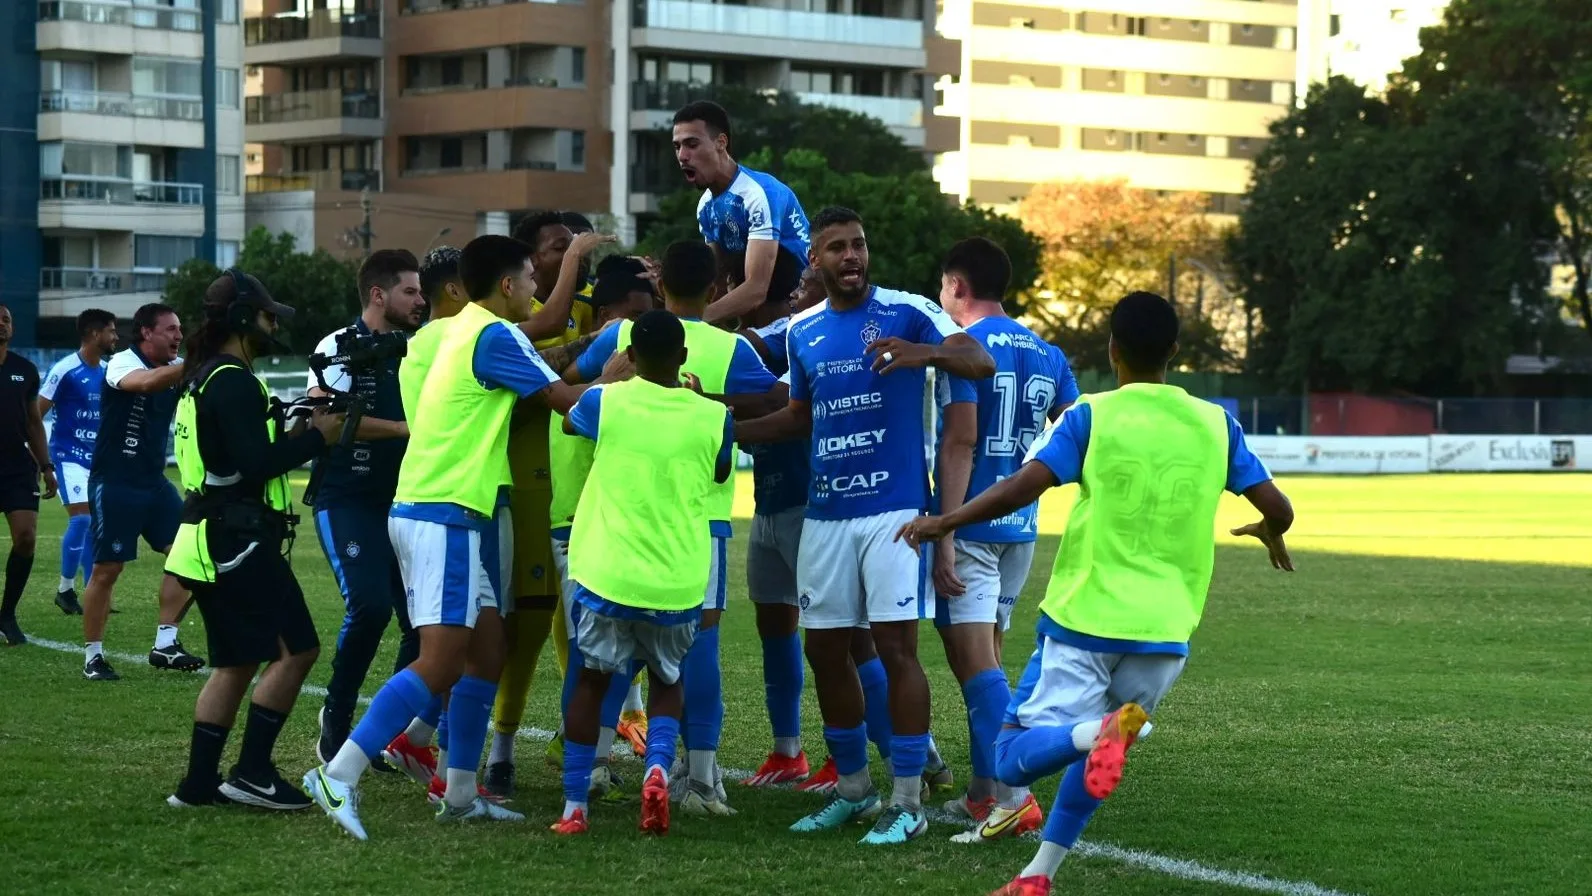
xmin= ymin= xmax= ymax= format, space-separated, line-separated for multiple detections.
xmin=796 ymin=508 xmax=933 ymax=630
xmin=389 ymin=516 xmax=500 ymax=629
xmin=57 ymin=461 xmax=90 ymax=507
xmin=704 ymin=534 xmax=728 ymax=612
xmin=1009 ymin=636 xmax=1187 ymax=730
xmin=491 ymin=504 xmax=513 ymax=616
xmin=747 ymin=507 xmax=802 ymax=606
xmin=555 ymin=533 xmax=725 ymax=623
xmin=935 ymin=540 xmax=1036 ymax=630
xmin=551 ymin=535 xmax=576 ymax=636
xmin=574 ymin=599 xmax=697 ymax=686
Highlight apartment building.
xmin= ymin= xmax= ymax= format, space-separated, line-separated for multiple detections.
xmin=0 ymin=1 xmax=245 ymax=346
xmin=932 ymin=0 xmax=1303 ymax=217
xmin=1303 ymin=1 xmax=1450 ymax=92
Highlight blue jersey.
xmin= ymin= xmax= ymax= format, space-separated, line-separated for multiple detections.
xmin=40 ymin=351 xmax=106 ymax=468
xmin=945 ymin=317 xmax=1079 ymax=543
xmin=93 ymin=347 xmax=180 ymax=483
xmin=697 ymin=165 xmax=811 ymax=274
xmin=746 ymin=317 xmax=809 ymax=515
xmin=788 ymin=286 xmax=972 ymax=521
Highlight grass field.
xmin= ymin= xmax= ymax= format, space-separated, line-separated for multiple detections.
xmin=2 ymin=473 xmax=1589 ymax=896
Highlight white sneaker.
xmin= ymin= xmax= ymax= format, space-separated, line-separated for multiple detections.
xmin=435 ymin=796 xmax=526 ymax=823
xmin=304 ymin=767 xmax=367 ymax=841
xmin=680 ymin=786 xmax=737 ymax=817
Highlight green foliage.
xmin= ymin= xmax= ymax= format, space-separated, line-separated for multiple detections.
xmin=163 ymin=226 xmax=360 ymax=353
xmin=686 ymin=85 xmax=929 ymax=179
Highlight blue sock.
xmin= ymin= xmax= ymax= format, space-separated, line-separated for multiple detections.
xmin=963 ymin=669 xmax=1012 ymax=782
xmin=1042 ymin=760 xmax=1103 ymax=847
xmin=349 ymin=668 xmax=433 ymax=760
xmin=445 ymin=675 xmax=498 ymax=772
xmin=418 ymin=693 xmax=443 ymax=728
xmin=645 ymin=714 xmax=680 ymax=773
xmin=61 ymin=515 xmax=89 ymax=583
xmin=599 ymin=663 xmax=631 ymax=729
xmin=890 ymin=731 xmax=930 ymax=780
xmin=563 ymin=739 xmax=597 ymax=804
xmin=857 ymin=656 xmax=892 ymax=761
xmin=561 ymin=638 xmax=581 ymax=718
xmin=994 ymin=724 xmax=1088 ymax=788
xmin=762 ymin=633 xmax=803 ymax=740
xmin=824 ymin=724 xmax=870 ymax=777
xmin=681 ymin=625 xmax=723 ymax=751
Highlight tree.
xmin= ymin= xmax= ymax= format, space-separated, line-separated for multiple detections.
xmin=1396 ymin=0 xmax=1592 ymax=340
xmin=163 ymin=226 xmax=360 ymax=354
xmin=1019 ymin=179 xmax=1236 ymax=371
xmin=1229 ymin=77 xmax=1557 ymax=395
xmin=639 ymin=148 xmax=1041 ymax=307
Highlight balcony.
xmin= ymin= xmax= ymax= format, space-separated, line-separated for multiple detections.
xmin=39 ymin=176 xmax=204 ymax=234
xmin=40 ymin=268 xmax=168 ymax=295
xmin=244 ymin=11 xmax=382 ymax=66
xmin=245 ymin=89 xmax=383 ymax=143
xmin=37 ymin=0 xmax=203 ymax=55
xmin=797 ymin=93 xmax=922 ymax=129
xmin=633 ymin=0 xmax=925 ymax=67
xmin=38 ymin=90 xmax=206 ymax=146
xmin=247 ymin=169 xmax=382 ymax=193
xmin=403 ymin=0 xmax=581 ymax=12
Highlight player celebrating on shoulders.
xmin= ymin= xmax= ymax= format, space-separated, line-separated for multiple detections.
xmin=672 ymin=101 xmax=811 ymax=325
xmin=736 ymin=206 xmax=994 ymax=844
xmin=897 ymin=291 xmax=1294 ymax=896
xmin=37 ymin=309 xmax=117 ymax=615
xmin=552 ymin=310 xmax=735 ymax=837
xmin=930 ymin=238 xmax=1078 ymax=837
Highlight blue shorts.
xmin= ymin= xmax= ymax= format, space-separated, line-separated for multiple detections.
xmin=315 ymin=503 xmax=406 ymax=620
xmin=89 ymin=475 xmax=182 ymax=563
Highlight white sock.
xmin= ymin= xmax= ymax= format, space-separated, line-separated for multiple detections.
xmin=84 ymin=641 xmax=103 ymax=663
xmin=1021 ymin=841 xmax=1070 ymax=880
xmin=774 ymin=736 xmax=802 ymax=758
xmin=437 ymin=748 xmax=449 ymax=771
xmin=326 ymin=739 xmax=372 ymax=786
xmin=154 ymin=625 xmax=178 ymax=650
xmin=444 ymin=767 xmax=476 ymax=808
xmin=404 ymin=718 xmax=435 ymax=749
xmin=925 ymin=733 xmax=944 ymax=768
xmin=1071 ymin=719 xmax=1105 ymax=752
xmin=688 ymin=749 xmax=716 ymax=790
xmin=562 ymin=798 xmax=588 ymax=820
xmin=58 ymin=575 xmax=74 ymax=593
xmin=647 ymin=762 xmax=669 ymax=785
xmin=488 ymin=731 xmax=515 ymax=766
xmin=837 ymin=768 xmax=873 ymax=802
xmin=623 ymin=682 xmax=644 ymax=713
xmin=999 ymin=784 xmax=1031 ymax=810
xmin=596 ymin=726 xmax=617 ymax=760
xmin=891 ymin=774 xmax=922 ymax=810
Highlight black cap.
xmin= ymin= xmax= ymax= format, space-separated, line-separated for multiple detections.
xmin=206 ymin=269 xmax=296 ymax=321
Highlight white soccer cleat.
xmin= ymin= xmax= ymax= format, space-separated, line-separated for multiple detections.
xmin=435 ymin=796 xmax=526 ymax=823
xmin=679 ymin=788 xmax=738 ymax=817
xmin=304 ymin=767 xmax=367 ymax=842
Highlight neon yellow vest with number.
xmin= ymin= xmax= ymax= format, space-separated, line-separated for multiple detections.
xmin=1040 ymin=384 xmax=1229 ymax=643
xmin=614 ymin=317 xmax=739 ymax=526
xmin=394 ymin=303 xmax=517 ymax=515
xmin=164 ymin=363 xmax=293 ymax=584
xmin=568 ymin=379 xmax=726 ymax=610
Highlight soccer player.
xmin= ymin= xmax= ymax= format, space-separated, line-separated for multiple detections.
xmin=897 ymin=291 xmax=1295 ymax=896
xmin=81 ymin=303 xmax=203 ymax=679
xmin=671 ymin=100 xmax=811 ymax=325
xmin=306 ymin=235 xmax=611 ymax=841
xmin=930 ymin=238 xmax=1078 ymax=836
xmin=37 ymin=309 xmax=117 ymax=616
xmin=568 ymin=239 xmax=780 ymax=816
xmin=552 ymin=309 xmax=735 ymax=837
xmin=735 ymin=206 xmax=994 ymax=844
xmin=0 ymin=305 xmax=55 ymax=647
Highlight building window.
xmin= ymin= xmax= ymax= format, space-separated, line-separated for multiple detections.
xmin=218 ymin=155 xmax=240 ymax=195
xmin=219 ymin=0 xmax=239 ymax=23
xmin=571 ymin=48 xmax=586 ymax=85
xmin=218 ymin=68 xmax=240 ymax=108
xmin=133 ymin=57 xmax=203 ymax=97
xmin=439 ymin=137 xmax=463 ymax=169
xmin=570 ymin=131 xmax=585 ymax=169
xmin=134 ymin=235 xmax=197 ymax=271
xmin=441 ymin=58 xmax=464 ymax=87
xmin=216 ymin=240 xmax=240 ymax=268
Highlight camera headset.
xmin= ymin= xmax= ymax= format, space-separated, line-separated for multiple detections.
xmin=217 ymin=268 xmax=290 ymax=355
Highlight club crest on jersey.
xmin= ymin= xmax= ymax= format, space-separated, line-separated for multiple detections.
xmin=860 ymin=320 xmax=882 ymax=345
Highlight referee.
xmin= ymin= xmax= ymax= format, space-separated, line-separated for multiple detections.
xmin=0 ymin=305 xmax=56 ymax=646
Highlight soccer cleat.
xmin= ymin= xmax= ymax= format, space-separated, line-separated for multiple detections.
xmin=680 ymin=787 xmax=737 ymax=817
xmin=435 ymin=796 xmax=525 ymax=824
xmin=219 ymin=765 xmax=313 ymax=811
xmin=382 ymin=733 xmax=438 ymax=787
xmin=745 ymin=751 xmax=810 ymax=787
xmin=484 ymin=760 xmax=516 ymax=798
xmin=950 ymin=794 xmax=1044 ymax=843
xmin=860 ymin=804 xmax=928 ymax=845
xmin=640 ymin=767 xmax=669 ymax=835
xmin=590 ymin=764 xmax=628 ymax=804
xmin=795 ymin=755 xmax=839 ymax=793
xmin=943 ymin=793 xmax=997 ymax=824
xmin=545 ymin=730 xmax=565 ymax=768
xmin=304 ymin=766 xmax=367 ymax=841
xmin=789 ymin=790 xmax=882 ymax=832
xmin=1085 ymin=703 xmax=1148 ymax=800
xmin=617 ymin=709 xmax=649 ymax=755
xmin=83 ymin=654 xmax=119 ymax=681
xmin=988 ymin=875 xmax=1052 ymax=896
xmin=426 ymin=773 xmax=507 ymax=806
xmin=921 ymin=756 xmax=955 ymax=800
xmin=149 ymin=642 xmax=205 ymax=671
xmin=0 ymin=616 xmax=25 ymax=647
xmin=54 ymin=589 xmax=83 ymax=615
xmin=550 ymin=807 xmax=588 ymax=835
xmin=316 ymin=707 xmax=348 ymax=767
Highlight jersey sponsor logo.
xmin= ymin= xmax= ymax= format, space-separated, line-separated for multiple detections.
xmin=814 ymin=357 xmax=869 ymax=379
xmin=748 ymin=204 xmax=767 ymax=230
xmin=807 ymin=334 xmax=826 ymax=347
xmin=812 ymin=470 xmax=889 ymax=494
xmin=72 ymin=428 xmax=97 ymax=441
xmin=814 ymin=429 xmax=886 ymax=458
xmin=984 ymin=331 xmax=1042 ymax=351
xmin=859 ymin=320 xmax=882 ymax=346
xmin=10 ymin=375 xmax=23 ymax=383
xmin=822 ymin=392 xmax=883 ymax=414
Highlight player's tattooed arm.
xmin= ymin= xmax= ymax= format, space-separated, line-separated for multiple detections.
xmin=537 ymin=331 xmax=599 ymax=373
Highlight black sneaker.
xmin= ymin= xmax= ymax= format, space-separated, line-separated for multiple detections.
xmin=484 ymin=760 xmax=516 ymax=798
xmin=0 ymin=616 xmax=25 ymax=647
xmin=219 ymin=766 xmax=313 ymax=811
xmin=54 ymin=589 xmax=83 ymax=615
xmin=83 ymin=654 xmax=120 ymax=681
xmin=167 ymin=776 xmax=234 ymax=808
xmin=149 ymin=641 xmax=205 ymax=671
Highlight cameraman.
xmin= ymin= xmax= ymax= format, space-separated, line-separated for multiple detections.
xmin=306 ymin=249 xmax=428 ymax=765
xmin=165 ymin=271 xmax=340 ymax=810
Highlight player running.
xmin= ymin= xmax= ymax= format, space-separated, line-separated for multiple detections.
xmin=552 ymin=310 xmax=735 ymax=837
xmin=735 ymin=206 xmax=994 ymax=844
xmin=37 ymin=309 xmax=116 ymax=615
xmin=930 ymin=238 xmax=1077 ymax=837
xmin=897 ymin=291 xmax=1294 ymax=895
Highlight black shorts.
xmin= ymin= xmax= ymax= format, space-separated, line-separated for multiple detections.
xmin=190 ymin=537 xmax=319 ymax=668
xmin=0 ymin=472 xmax=40 ymax=514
